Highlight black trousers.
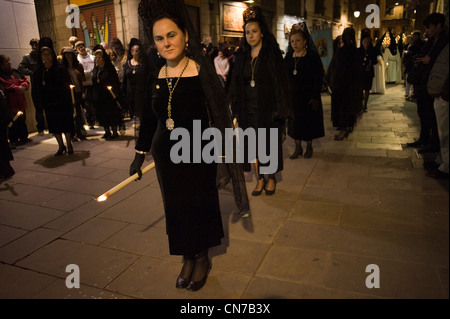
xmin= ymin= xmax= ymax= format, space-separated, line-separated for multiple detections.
xmin=416 ymin=90 xmax=439 ymax=149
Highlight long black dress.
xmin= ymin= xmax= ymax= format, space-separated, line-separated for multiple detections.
xmin=92 ymin=65 xmax=122 ymax=128
xmin=284 ymin=51 xmax=325 ymax=141
xmin=149 ymin=76 xmax=224 ymax=256
xmin=33 ymin=64 xmax=75 ymax=134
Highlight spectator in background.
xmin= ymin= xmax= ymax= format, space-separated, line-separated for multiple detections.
xmin=76 ymin=41 xmax=96 ymax=129
xmin=0 ymin=54 xmax=31 ymax=146
xmin=214 ymin=45 xmax=230 ymax=88
xmin=18 ymin=38 xmax=46 ymax=134
xmin=69 ymin=36 xmax=79 ymax=50
xmin=408 ymin=13 xmax=448 ymax=154
xmin=402 ymin=30 xmax=425 ymax=101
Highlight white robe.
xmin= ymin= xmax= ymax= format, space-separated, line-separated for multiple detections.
xmin=371 ymin=55 xmax=386 ymax=94
xmin=383 ymin=49 xmax=402 ymax=83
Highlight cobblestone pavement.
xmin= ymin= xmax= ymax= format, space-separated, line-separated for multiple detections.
xmin=0 ymin=83 xmax=448 ymax=301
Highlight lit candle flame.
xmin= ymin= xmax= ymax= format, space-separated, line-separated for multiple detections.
xmin=70 ymin=85 xmax=75 ymax=89
xmin=97 ymin=194 xmax=108 ymax=202
xmin=95 ymin=162 xmax=155 ymax=203
xmin=17 ymin=111 xmax=23 ymax=116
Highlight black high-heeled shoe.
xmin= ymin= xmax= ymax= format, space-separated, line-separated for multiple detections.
xmin=289 ymin=147 xmax=303 ymax=159
xmin=54 ymin=146 xmax=67 ymax=156
xmin=265 ymin=178 xmax=276 ymax=196
xmin=304 ymin=144 xmax=313 ymax=159
xmin=186 ymin=258 xmax=212 ymax=291
xmin=334 ymin=131 xmax=349 ymax=141
xmin=67 ymin=145 xmax=74 ymax=154
xmin=251 ymin=178 xmax=266 ymax=196
xmin=176 ymin=255 xmax=195 ymax=289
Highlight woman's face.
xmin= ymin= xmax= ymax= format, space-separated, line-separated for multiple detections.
xmin=290 ymin=32 xmax=307 ymax=53
xmin=362 ymin=38 xmax=371 ymax=50
xmin=64 ymin=53 xmax=73 ymax=63
xmin=153 ymin=18 xmax=188 ymax=62
xmin=41 ymin=50 xmax=53 ymax=69
xmin=95 ymin=53 xmax=105 ymax=68
xmin=131 ymin=45 xmax=140 ymax=59
xmin=245 ymin=22 xmax=263 ymax=48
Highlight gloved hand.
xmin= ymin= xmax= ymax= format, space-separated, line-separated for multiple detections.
xmin=130 ymin=153 xmax=145 ymax=180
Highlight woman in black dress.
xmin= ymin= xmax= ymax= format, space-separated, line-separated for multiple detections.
xmin=33 ymin=42 xmax=75 ymax=155
xmin=284 ymin=24 xmax=325 ymax=159
xmin=92 ymin=46 xmax=122 ymax=139
xmin=130 ymin=0 xmax=249 ymax=291
xmin=328 ymin=27 xmax=363 ymax=140
xmin=228 ymin=6 xmax=291 ymax=196
xmin=357 ymin=30 xmax=378 ymax=113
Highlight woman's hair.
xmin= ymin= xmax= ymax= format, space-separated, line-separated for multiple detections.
xmin=127 ymin=38 xmax=147 ymax=62
xmin=289 ymin=27 xmax=307 ymax=42
xmin=342 ymin=27 xmax=356 ymax=48
xmin=0 ymin=54 xmax=9 ymax=66
xmin=110 ymin=38 xmax=125 ymax=57
xmin=62 ymin=50 xmax=79 ymax=68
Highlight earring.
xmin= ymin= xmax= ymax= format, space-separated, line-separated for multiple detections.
xmin=185 ymin=43 xmax=189 ymax=50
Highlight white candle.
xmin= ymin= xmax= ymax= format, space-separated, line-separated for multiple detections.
xmin=107 ymin=86 xmax=116 ymax=99
xmin=69 ymin=85 xmax=76 ymax=104
xmin=96 ymin=162 xmax=155 ymax=202
xmin=8 ymin=111 xmax=23 ymax=128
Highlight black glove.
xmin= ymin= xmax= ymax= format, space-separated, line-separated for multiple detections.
xmin=130 ymin=153 xmax=145 ymax=180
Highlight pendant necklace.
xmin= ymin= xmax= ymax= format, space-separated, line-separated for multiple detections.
xmin=293 ymin=57 xmax=300 ymax=75
xmin=250 ymin=56 xmax=258 ymax=88
xmin=165 ymin=57 xmax=190 ymax=130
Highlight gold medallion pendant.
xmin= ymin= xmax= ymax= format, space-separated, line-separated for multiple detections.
xmin=293 ymin=70 xmax=298 ymax=75
xmin=250 ymin=80 xmax=256 ymax=87
xmin=166 ymin=118 xmax=175 ymax=130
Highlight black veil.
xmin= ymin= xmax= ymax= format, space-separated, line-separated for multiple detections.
xmin=137 ymin=0 xmax=250 ymax=215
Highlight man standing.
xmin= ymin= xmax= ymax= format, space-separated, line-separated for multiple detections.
xmin=18 ymin=38 xmax=45 ymax=134
xmin=426 ymin=41 xmax=449 ymax=179
xmin=410 ymin=13 xmax=448 ymax=155
xmin=75 ymin=41 xmax=96 ymax=129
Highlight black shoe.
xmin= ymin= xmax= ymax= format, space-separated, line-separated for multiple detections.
xmin=363 ymin=107 xmax=368 ymax=112
xmin=251 ymin=178 xmax=266 ymax=196
xmin=102 ymin=132 xmax=111 ymax=139
xmin=426 ymin=168 xmax=449 ymax=179
xmin=54 ymin=146 xmax=67 ymax=156
xmin=111 ymin=132 xmax=119 ymax=139
xmin=304 ymin=145 xmax=313 ymax=159
xmin=289 ymin=147 xmax=303 ymax=159
xmin=265 ymin=178 xmax=276 ymax=196
xmin=176 ymin=255 xmax=195 ymax=289
xmin=334 ymin=131 xmax=349 ymax=141
xmin=186 ymin=259 xmax=211 ymax=292
xmin=67 ymin=145 xmax=74 ymax=154
xmin=406 ymin=140 xmax=423 ymax=148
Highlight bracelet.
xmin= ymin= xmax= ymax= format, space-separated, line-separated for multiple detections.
xmin=135 ymin=150 xmax=146 ymax=155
